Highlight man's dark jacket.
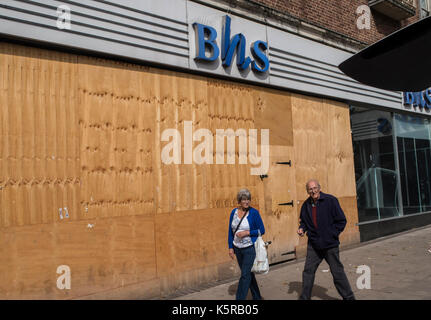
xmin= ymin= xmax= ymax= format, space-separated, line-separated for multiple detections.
xmin=299 ymin=192 xmax=347 ymax=250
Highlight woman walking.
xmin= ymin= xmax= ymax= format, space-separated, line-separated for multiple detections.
xmin=228 ymin=188 xmax=265 ymax=300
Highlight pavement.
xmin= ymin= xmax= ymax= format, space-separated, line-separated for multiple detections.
xmin=169 ymin=225 xmax=431 ymax=300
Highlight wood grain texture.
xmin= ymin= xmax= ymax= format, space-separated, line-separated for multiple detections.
xmin=0 ymin=42 xmax=360 ymax=299
xmin=0 ymin=44 xmax=80 ymax=228
xmin=0 ymin=216 xmax=156 ymax=299
xmin=259 ymin=145 xmax=298 ymax=263
xmin=253 ymin=88 xmax=292 ymax=146
xmin=291 ymin=94 xmax=359 ymax=257
xmin=324 ymin=99 xmax=357 ymax=198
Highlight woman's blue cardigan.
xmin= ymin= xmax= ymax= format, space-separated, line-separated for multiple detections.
xmin=228 ymin=207 xmax=265 ymax=249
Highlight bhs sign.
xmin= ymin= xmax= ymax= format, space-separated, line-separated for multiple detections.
xmin=192 ymin=15 xmax=269 ymax=73
xmin=403 ymin=89 xmax=431 ymax=109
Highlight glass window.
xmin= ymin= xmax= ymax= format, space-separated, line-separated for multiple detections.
xmin=350 ymin=107 xmax=400 ymax=222
xmin=351 ymin=107 xmax=431 ymax=223
xmin=394 ymin=114 xmax=431 ymax=214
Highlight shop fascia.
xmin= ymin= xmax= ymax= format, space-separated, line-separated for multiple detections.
xmin=403 ymin=88 xmax=431 ymax=109
xmin=192 ymin=15 xmax=269 ymax=73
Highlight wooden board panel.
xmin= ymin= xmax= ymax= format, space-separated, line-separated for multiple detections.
xmin=254 ymin=89 xmax=293 ymax=146
xmin=252 ymin=87 xmax=296 ymax=262
xmin=292 ymin=95 xmax=356 ymax=199
xmin=338 ymin=196 xmax=360 ymax=246
xmin=79 ymin=215 xmax=156 ymax=297
xmin=2 ymin=224 xmax=56 ymax=299
xmin=324 ymin=99 xmax=357 ymax=198
xmin=291 ymin=93 xmax=359 ymax=257
xmin=259 ymin=145 xmax=298 ymax=263
xmin=155 ymin=208 xmax=230 ymax=278
xmin=0 ymin=43 xmax=10 ymax=228
xmin=207 ymin=79 xmax=259 ymax=210
xmin=0 ymin=42 xmax=360 ymax=299
xmin=291 ymin=93 xmax=329 ymax=201
xmin=78 ymin=57 xmax=155 ymax=219
xmin=0 ymin=215 xmax=156 ymax=299
xmin=0 ymin=43 xmax=80 ymax=227
xmin=154 ymin=71 xmax=211 ymax=213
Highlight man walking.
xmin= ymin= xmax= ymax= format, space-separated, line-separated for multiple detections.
xmin=297 ymin=179 xmax=355 ymax=300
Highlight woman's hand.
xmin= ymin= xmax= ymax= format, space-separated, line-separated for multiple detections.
xmin=236 ymin=230 xmax=250 ymax=238
xmin=229 ymin=249 xmax=235 ymax=259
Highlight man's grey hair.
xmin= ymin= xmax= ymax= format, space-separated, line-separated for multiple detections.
xmin=305 ymin=179 xmax=321 ymax=190
xmin=237 ymin=188 xmax=251 ymax=203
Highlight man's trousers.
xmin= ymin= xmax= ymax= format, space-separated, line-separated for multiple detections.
xmin=300 ymin=245 xmax=355 ymax=300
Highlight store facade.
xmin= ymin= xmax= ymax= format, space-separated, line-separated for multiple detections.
xmin=0 ymin=0 xmax=429 ymax=299
xmin=352 ymin=89 xmax=431 ymax=241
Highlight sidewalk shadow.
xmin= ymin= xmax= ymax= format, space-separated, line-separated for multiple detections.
xmin=228 ymin=282 xmax=254 ymax=300
xmin=228 ymin=281 xmax=338 ymax=300
xmin=287 ymin=281 xmax=338 ymax=300
xmin=228 ymin=283 xmax=237 ymax=296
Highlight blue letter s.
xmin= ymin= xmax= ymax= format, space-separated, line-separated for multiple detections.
xmin=251 ymin=40 xmax=269 ymax=73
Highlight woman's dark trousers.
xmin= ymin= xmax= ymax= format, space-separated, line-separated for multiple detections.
xmin=233 ymin=245 xmax=262 ymax=300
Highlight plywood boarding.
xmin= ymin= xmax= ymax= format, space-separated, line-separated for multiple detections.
xmin=78 ymin=58 xmax=155 ymax=219
xmin=291 ymin=94 xmax=357 ymax=198
xmin=324 ymin=99 xmax=357 ymax=198
xmin=0 ymin=42 xmax=360 ymax=299
xmin=291 ymin=93 xmax=329 ymax=200
xmin=0 ymin=43 xmax=264 ymax=298
xmin=154 ymin=71 xmax=212 ymax=213
xmin=260 ymin=145 xmax=298 ymax=263
xmin=253 ymin=89 xmax=293 ymax=146
xmin=251 ymin=88 xmax=297 ymax=262
xmin=291 ymin=93 xmax=359 ymax=254
xmin=155 ymin=208 xmax=229 ymax=277
xmin=207 ymin=79 xmax=259 ymax=210
xmin=0 ymin=215 xmax=156 ymax=299
xmin=338 ymin=196 xmax=360 ymax=245
xmin=0 ymin=44 xmax=80 ymax=228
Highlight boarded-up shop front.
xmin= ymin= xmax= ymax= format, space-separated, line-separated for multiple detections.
xmin=0 ymin=42 xmax=359 ymax=299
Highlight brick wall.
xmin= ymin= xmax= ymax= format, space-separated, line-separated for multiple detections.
xmin=219 ymin=0 xmax=420 ymax=45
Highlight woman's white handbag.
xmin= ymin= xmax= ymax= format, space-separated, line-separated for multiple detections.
xmin=251 ymin=236 xmax=269 ymax=274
